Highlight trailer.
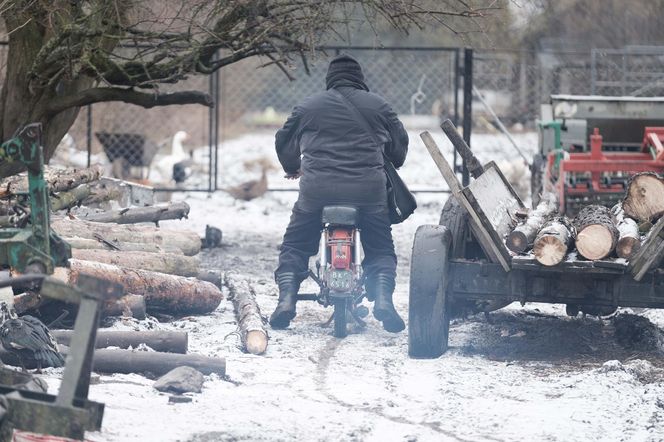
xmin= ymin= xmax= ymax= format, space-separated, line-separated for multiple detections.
xmin=408 ymin=121 xmax=664 ymax=359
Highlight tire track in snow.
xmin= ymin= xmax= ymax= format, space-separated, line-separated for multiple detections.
xmin=314 ymin=337 xmax=479 ymax=441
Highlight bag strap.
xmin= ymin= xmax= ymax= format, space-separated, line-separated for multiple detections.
xmin=331 ymin=89 xmax=392 ymax=163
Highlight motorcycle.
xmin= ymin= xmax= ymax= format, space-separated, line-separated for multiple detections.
xmin=297 ymin=205 xmax=369 ymax=338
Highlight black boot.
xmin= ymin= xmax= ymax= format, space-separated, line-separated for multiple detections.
xmin=372 ymin=274 xmax=405 ymax=333
xmin=269 ymin=272 xmax=299 ymax=329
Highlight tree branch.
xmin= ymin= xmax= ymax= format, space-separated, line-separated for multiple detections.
xmin=45 ymin=87 xmax=213 ymax=117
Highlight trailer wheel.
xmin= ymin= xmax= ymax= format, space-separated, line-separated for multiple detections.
xmin=408 ymin=225 xmax=452 ymax=358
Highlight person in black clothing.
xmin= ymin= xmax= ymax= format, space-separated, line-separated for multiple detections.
xmin=270 ymin=54 xmax=409 ymax=333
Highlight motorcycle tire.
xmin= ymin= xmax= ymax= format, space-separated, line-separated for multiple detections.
xmin=333 ymin=298 xmax=348 ymax=338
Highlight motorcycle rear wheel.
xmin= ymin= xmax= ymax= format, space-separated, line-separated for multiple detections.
xmin=333 ymin=298 xmax=348 ymax=338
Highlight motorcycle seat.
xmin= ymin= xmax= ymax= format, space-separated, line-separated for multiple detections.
xmin=321 ymin=206 xmax=359 ymax=226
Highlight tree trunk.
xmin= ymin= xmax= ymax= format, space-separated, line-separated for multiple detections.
xmin=532 ymin=217 xmax=574 ymax=266
xmin=59 ymin=259 xmax=222 ymax=315
xmin=611 ymin=203 xmax=642 ymax=259
xmin=197 ymin=270 xmax=222 ymax=288
xmin=574 ymin=205 xmax=619 ymax=260
xmin=0 ymin=165 xmax=103 ymax=197
xmin=81 ymin=201 xmax=190 ymax=225
xmin=622 ymin=172 xmax=664 ymax=223
xmin=50 ymin=185 xmax=92 ymax=211
xmin=63 ymin=236 xmax=183 ymax=254
xmin=71 ymin=249 xmax=200 ymax=277
xmin=83 ymin=185 xmax=125 ymax=206
xmin=51 ymin=330 xmax=187 ymax=354
xmin=51 ymin=218 xmax=201 ymax=256
xmin=224 ymin=273 xmax=268 ymax=355
xmin=0 ymin=14 xmax=95 ymax=179
xmin=103 ymin=294 xmax=147 ymax=320
xmin=13 ymin=291 xmax=47 ymax=314
xmin=506 ymin=192 xmax=558 ymax=253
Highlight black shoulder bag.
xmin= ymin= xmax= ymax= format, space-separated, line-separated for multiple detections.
xmin=332 ymin=89 xmax=417 ymax=224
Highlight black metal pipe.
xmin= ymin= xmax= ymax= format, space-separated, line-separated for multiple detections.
xmin=462 ymin=48 xmax=473 ymax=187
xmin=0 ymin=275 xmax=46 ymax=290
xmin=214 ymin=58 xmax=220 ymax=191
xmin=453 ymin=49 xmax=460 ymax=175
xmin=208 ymin=55 xmax=215 ymax=193
xmin=86 ymin=105 xmax=92 ymax=168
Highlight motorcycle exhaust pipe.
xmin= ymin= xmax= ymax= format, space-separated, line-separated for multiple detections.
xmin=354 ymin=229 xmax=362 ymax=273
xmin=319 ymin=229 xmax=327 ymax=269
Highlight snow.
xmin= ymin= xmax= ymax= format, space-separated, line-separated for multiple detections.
xmin=41 ymin=129 xmax=664 ymax=441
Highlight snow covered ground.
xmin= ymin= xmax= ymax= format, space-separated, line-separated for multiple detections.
xmin=44 ymin=129 xmax=664 ymax=441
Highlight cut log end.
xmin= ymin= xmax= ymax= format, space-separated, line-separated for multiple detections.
xmin=245 ymin=330 xmax=268 ymax=355
xmin=506 ymin=231 xmax=528 ymax=253
xmin=533 ymin=236 xmax=567 ymax=266
xmin=623 ymin=173 xmax=664 ymax=223
xmin=617 ymin=237 xmax=641 ymax=260
xmin=576 ymin=225 xmax=614 ymax=260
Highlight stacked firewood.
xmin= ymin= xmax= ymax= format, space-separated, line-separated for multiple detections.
xmin=0 ymin=165 xmax=224 ymax=322
xmin=506 ymin=172 xmax=664 ymax=267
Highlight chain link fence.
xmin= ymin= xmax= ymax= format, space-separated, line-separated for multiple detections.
xmin=218 ymin=47 xmax=460 ymax=137
xmin=23 ymin=43 xmax=664 ymax=192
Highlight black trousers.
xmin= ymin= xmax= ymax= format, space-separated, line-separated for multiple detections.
xmin=276 ymin=202 xmax=397 ymax=285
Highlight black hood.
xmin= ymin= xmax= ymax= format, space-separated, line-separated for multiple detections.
xmin=325 ymin=54 xmax=369 ymax=91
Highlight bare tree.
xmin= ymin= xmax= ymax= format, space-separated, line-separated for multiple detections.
xmin=0 ymin=0 xmax=498 ymax=176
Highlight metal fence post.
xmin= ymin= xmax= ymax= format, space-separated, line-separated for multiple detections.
xmin=86 ymin=105 xmax=92 ymax=168
xmin=453 ymin=48 xmax=460 ymax=176
xmin=462 ymin=48 xmax=473 ymax=187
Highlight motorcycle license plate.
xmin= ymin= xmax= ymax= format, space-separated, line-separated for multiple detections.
xmin=329 ymin=270 xmax=353 ymax=291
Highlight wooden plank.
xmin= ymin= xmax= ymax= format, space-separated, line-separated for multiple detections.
xmin=630 ymin=216 xmax=664 ymax=281
xmin=420 ymin=131 xmax=462 ymax=195
xmin=420 ymin=131 xmax=511 ymax=271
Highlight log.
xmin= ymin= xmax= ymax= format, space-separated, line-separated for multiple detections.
xmin=84 ymin=177 xmax=155 ymax=207
xmin=50 ymin=185 xmax=92 ymax=211
xmin=91 ymin=349 xmax=225 ymax=376
xmin=532 ymin=217 xmax=574 ymax=266
xmin=83 ymin=185 xmax=124 ymax=206
xmin=71 ymin=249 xmax=200 ymax=277
xmin=13 ymin=292 xmax=47 ymax=314
xmin=51 ymin=218 xmax=201 ymax=256
xmin=574 ymin=205 xmax=619 ymax=260
xmin=0 ymin=165 xmax=103 ymax=197
xmin=51 ymin=330 xmax=187 ymax=353
xmin=506 ymin=192 xmax=558 ymax=253
xmin=622 ymin=172 xmax=664 ymax=223
xmin=58 ymin=260 xmax=222 ymax=315
xmin=197 ymin=270 xmax=222 ymax=288
xmin=611 ymin=203 xmax=642 ymax=259
xmin=0 ymin=347 xmax=225 ymax=375
xmin=103 ymin=294 xmax=147 ymax=319
xmin=224 ymin=273 xmax=268 ymax=355
xmin=64 ymin=236 xmax=184 ymax=254
xmin=81 ymin=201 xmax=190 ymax=225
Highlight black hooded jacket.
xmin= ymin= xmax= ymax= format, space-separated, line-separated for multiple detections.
xmin=275 ymin=55 xmax=409 ymax=212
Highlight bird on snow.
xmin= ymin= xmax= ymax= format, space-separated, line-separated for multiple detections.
xmin=151 ymin=131 xmax=191 ymax=183
xmin=0 ymin=302 xmax=65 ymax=371
xmin=222 ymin=157 xmax=275 ymax=201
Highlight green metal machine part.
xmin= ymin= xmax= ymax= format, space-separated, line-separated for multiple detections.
xmin=0 ymin=123 xmax=70 ymax=274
